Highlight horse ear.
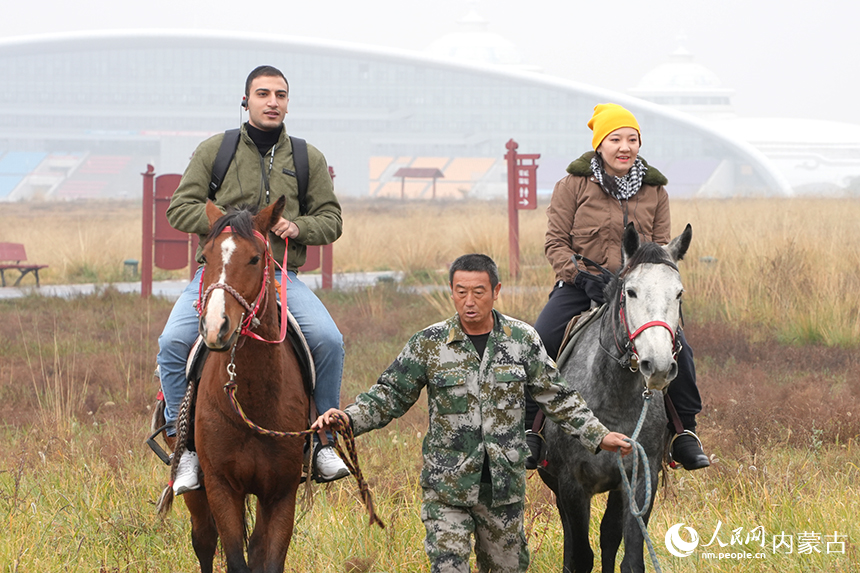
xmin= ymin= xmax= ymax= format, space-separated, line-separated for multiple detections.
xmin=665 ymin=223 xmax=693 ymax=262
xmin=254 ymin=195 xmax=287 ymax=234
xmin=622 ymin=222 xmax=639 ymax=263
xmin=205 ymin=200 xmax=223 ymax=228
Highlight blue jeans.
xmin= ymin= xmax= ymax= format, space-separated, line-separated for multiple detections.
xmin=157 ymin=267 xmax=344 ymax=440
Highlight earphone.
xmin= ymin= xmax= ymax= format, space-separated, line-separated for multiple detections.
xmin=239 ymin=97 xmax=247 ymax=125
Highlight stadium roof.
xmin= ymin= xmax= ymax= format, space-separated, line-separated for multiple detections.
xmin=0 ymin=29 xmax=793 ymax=197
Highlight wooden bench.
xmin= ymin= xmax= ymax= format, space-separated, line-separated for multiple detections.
xmin=0 ymin=242 xmax=48 ymax=287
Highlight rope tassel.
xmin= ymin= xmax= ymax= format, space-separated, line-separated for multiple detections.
xmin=328 ymin=411 xmax=385 ymax=529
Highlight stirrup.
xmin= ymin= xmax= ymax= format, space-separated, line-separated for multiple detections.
xmin=668 ymin=429 xmax=704 ymax=469
xmin=525 ymin=428 xmax=545 ymax=439
xmin=525 ymin=429 xmax=547 ymax=469
xmin=146 ymin=422 xmax=175 ymax=466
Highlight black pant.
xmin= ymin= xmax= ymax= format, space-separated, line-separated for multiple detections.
xmin=527 ymin=281 xmax=702 ymax=431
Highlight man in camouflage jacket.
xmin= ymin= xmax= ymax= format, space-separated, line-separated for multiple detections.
xmin=314 ymin=254 xmax=631 ymax=573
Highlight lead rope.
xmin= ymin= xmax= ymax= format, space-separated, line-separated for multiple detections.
xmin=222 ymin=339 xmax=384 ymax=529
xmin=616 ymin=390 xmax=663 ymax=572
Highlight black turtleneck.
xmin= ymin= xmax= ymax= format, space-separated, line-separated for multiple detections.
xmin=245 ymin=122 xmax=283 ymax=156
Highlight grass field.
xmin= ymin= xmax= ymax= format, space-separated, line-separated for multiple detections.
xmin=1 ymin=198 xmax=859 ymax=571
xmin=2 ymin=196 xmax=859 ymax=345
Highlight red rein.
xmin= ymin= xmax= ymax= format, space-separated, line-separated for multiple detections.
xmin=197 ymin=227 xmax=289 ymax=345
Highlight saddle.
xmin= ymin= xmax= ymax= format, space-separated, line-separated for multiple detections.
xmin=556 ymin=304 xmax=607 ymax=368
xmin=146 ymin=304 xmax=316 ymax=465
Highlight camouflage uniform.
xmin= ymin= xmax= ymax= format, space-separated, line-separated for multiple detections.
xmin=345 ymin=309 xmax=609 ymax=572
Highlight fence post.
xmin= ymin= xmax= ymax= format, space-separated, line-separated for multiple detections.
xmin=141 ymin=165 xmax=155 ymax=299
xmin=505 ymin=140 xmax=521 ymax=278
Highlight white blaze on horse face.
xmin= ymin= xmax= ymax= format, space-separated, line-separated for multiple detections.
xmin=202 ymin=236 xmax=237 ymax=342
xmin=623 ymin=263 xmax=683 ymax=389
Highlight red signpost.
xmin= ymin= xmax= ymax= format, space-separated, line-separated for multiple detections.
xmin=141 ymin=165 xmax=195 ymax=299
xmin=141 ymin=166 xmax=333 ymax=298
xmin=505 ymin=139 xmax=540 ymax=278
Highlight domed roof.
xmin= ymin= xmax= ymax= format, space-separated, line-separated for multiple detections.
xmin=631 ymin=46 xmax=732 ymax=97
xmin=424 ymin=9 xmax=532 ymax=69
xmin=711 ymin=117 xmax=860 ymax=145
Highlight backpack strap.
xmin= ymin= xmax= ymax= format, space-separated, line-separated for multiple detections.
xmin=208 ymin=128 xmax=241 ymax=201
xmin=208 ymin=129 xmax=310 ymax=215
xmin=290 ymin=136 xmax=309 ymax=215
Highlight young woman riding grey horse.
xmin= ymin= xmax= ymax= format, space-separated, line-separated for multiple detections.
xmin=539 ymin=222 xmax=693 ymax=573
xmin=526 ymin=103 xmax=708 ymax=473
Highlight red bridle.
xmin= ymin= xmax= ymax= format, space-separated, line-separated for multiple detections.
xmin=617 ymin=287 xmax=679 ymax=372
xmin=196 ymin=226 xmax=289 ymax=344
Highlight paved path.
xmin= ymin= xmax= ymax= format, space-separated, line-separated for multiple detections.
xmin=0 ymin=271 xmax=403 ymax=301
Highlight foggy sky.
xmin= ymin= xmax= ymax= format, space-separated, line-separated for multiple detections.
xmin=3 ymin=0 xmax=857 ymax=125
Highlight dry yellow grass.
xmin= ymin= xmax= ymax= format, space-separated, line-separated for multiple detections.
xmin=3 ymin=288 xmax=857 ymax=572
xmin=0 ymin=200 xmax=141 ymax=283
xmin=335 ymin=198 xmax=549 ymax=275
xmin=2 ymin=196 xmax=858 ymax=345
xmin=672 ymin=199 xmax=860 ymax=345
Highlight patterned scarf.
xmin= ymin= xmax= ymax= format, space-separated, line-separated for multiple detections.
xmin=590 ymin=154 xmax=647 ymax=201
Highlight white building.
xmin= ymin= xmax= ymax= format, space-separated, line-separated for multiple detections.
xmin=0 ymin=24 xmax=795 ymax=201
xmin=631 ymin=45 xmax=860 ymax=196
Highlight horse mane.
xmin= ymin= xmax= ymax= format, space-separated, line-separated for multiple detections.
xmin=204 ymin=204 xmax=259 ymax=247
xmin=606 ymin=241 xmax=678 ymax=301
xmin=621 ymin=241 xmax=677 ymax=276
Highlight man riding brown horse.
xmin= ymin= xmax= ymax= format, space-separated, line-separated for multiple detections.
xmin=156 ymin=65 xmax=349 ymax=494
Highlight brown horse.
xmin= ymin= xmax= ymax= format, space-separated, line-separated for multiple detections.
xmin=157 ymin=196 xmax=309 ymax=573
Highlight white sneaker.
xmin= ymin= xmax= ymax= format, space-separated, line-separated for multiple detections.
xmin=314 ymin=445 xmax=350 ymax=483
xmin=173 ymin=451 xmax=201 ymax=495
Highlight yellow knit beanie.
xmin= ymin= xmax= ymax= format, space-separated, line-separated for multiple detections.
xmin=587 ymin=103 xmax=641 ymax=150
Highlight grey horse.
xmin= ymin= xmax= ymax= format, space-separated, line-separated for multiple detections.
xmin=538 ymin=222 xmax=692 ymax=573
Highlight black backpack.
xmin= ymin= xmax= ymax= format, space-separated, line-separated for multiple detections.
xmin=207 ymin=128 xmax=310 ymax=214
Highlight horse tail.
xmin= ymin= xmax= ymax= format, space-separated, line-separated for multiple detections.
xmin=156 ymin=484 xmax=175 ymax=516
xmin=244 ymin=496 xmax=252 ymax=548
xmin=156 ymin=376 xmax=198 ymax=517
xmin=171 ymin=375 xmax=198 ymax=475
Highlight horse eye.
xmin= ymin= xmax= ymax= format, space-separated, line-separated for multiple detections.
xmin=249 ymin=256 xmax=261 ymax=265
xmin=626 ymin=289 xmax=637 ymax=298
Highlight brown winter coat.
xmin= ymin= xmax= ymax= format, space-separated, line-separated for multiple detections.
xmin=545 ymin=151 xmax=671 ymax=284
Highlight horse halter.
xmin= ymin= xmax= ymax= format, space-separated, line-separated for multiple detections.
xmin=610 ymin=261 xmax=683 ymax=373
xmin=196 ymin=226 xmax=288 ymax=344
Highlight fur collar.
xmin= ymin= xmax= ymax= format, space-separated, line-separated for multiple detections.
xmin=566 ymin=151 xmax=668 ymax=186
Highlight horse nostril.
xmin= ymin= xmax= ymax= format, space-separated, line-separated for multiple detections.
xmin=639 ymin=359 xmax=652 ymax=376
xmin=219 ymin=315 xmax=232 ymax=340
xmin=668 ymin=362 xmax=678 ymax=381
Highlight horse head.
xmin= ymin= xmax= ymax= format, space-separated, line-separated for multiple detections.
xmin=197 ymin=196 xmax=285 ymax=351
xmin=614 ymin=222 xmax=692 ymax=391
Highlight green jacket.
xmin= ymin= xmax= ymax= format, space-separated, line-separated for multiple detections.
xmin=166 ymin=124 xmax=342 ymax=271
xmin=345 ymin=310 xmax=609 ymax=508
